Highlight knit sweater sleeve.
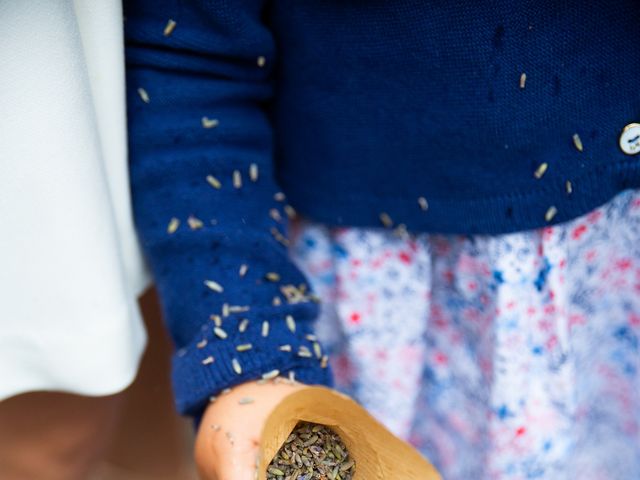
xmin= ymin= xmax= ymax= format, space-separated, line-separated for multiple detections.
xmin=123 ymin=0 xmax=331 ymax=416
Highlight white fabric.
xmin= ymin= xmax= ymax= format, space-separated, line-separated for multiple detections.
xmin=0 ymin=0 xmax=150 ymax=400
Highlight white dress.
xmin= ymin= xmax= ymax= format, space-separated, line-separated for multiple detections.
xmin=0 ymin=0 xmax=149 ymax=400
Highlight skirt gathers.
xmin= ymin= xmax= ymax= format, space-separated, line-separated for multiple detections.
xmin=291 ymin=189 xmax=640 ymax=480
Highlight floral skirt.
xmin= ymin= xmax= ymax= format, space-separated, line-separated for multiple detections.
xmin=290 ymin=189 xmax=640 ymax=480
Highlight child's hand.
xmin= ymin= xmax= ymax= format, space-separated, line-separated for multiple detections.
xmin=194 ymin=379 xmax=306 ymax=480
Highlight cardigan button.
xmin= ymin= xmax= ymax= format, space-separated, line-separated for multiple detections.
xmin=619 ymin=123 xmax=640 ymax=155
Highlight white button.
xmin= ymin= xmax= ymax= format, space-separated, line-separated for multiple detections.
xmin=619 ymin=123 xmax=640 ymax=155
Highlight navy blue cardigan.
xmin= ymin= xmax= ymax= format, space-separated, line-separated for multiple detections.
xmin=124 ymin=0 xmax=640 ymax=416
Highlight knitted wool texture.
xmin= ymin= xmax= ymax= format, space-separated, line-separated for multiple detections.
xmin=124 ymin=0 xmax=640 ymax=415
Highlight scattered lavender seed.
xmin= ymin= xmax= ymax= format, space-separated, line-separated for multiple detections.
xmin=283 ymin=205 xmax=296 ymax=219
xmin=394 ymin=223 xmax=409 ymax=239
xmin=232 ymin=358 xmax=242 ymax=374
xmin=265 ymin=272 xmax=281 ymax=282
xmin=270 ymin=227 xmax=290 ymax=246
xmin=262 ymin=369 xmax=280 ymax=380
xmin=249 ymin=163 xmax=259 ymax=182
xmin=214 ymin=327 xmax=228 ymax=339
xmin=233 ymin=170 xmax=242 ymax=188
xmin=534 ymin=162 xmax=548 ymax=179
xmin=163 ymin=19 xmax=176 ymax=36
xmin=379 ymin=212 xmax=393 ymax=228
xmin=229 ymin=305 xmax=250 ymax=313
xmin=204 ymin=279 xmax=223 ymax=293
xmin=137 ymin=87 xmax=150 ymax=103
xmin=270 ymin=208 xmax=283 ymax=222
xmin=321 ymin=355 xmax=329 ymax=368
xmin=297 ymin=346 xmax=312 ymax=358
xmin=280 ymin=285 xmax=307 ymax=304
xmin=573 ymin=133 xmax=584 ymax=152
xmin=286 ymin=315 xmax=296 ymax=333
xmin=187 ymin=215 xmax=204 ymax=229
xmin=201 ymin=117 xmax=219 ymax=129
xmin=167 ymin=217 xmax=180 ymax=234
xmin=206 ymin=175 xmax=221 ymax=189
xmin=202 ymin=356 xmax=214 ymax=365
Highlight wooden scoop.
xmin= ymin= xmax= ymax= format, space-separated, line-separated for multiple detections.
xmin=258 ymin=386 xmax=441 ymax=480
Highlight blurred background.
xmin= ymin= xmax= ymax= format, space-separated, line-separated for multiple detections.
xmin=0 ymin=290 xmax=197 ymax=480
xmin=91 ymin=289 xmax=197 ymax=480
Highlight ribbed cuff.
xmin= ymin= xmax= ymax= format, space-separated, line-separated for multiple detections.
xmin=172 ymin=302 xmax=333 ymax=417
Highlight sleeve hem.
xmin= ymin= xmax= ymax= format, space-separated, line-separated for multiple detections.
xmin=171 ymin=303 xmax=333 ymax=417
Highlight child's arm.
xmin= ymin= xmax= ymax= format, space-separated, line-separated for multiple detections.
xmin=124 ymin=0 xmax=331 ymax=473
